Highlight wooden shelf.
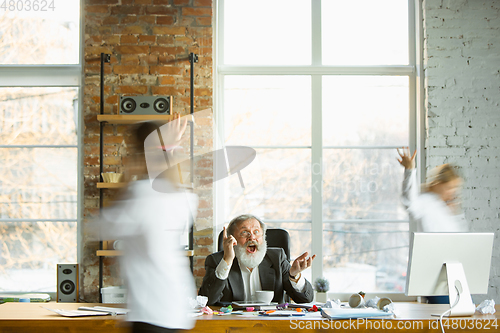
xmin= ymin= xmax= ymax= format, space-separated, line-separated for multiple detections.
xmin=97 ymin=250 xmax=195 ymax=257
xmin=97 ymin=114 xmax=173 ymax=124
xmin=97 ymin=182 xmax=193 ymax=190
xmin=96 ymin=250 xmax=123 ymax=256
xmin=178 ymin=183 xmax=194 ymax=190
xmin=97 ymin=182 xmax=127 ymax=189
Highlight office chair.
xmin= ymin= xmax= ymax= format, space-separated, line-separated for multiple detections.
xmin=217 ymin=228 xmax=291 ymax=261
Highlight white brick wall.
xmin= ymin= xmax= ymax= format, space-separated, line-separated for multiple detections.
xmin=423 ymin=0 xmax=500 ymax=302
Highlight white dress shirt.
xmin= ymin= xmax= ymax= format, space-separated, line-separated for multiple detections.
xmin=100 ymin=180 xmax=198 ymax=330
xmin=215 ymin=256 xmax=306 ymax=301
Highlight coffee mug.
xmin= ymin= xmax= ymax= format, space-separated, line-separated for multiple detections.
xmin=377 ymin=297 xmax=392 ymax=310
xmin=348 ymin=293 xmax=365 ymax=308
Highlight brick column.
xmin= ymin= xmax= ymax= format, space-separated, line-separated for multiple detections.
xmin=82 ymin=0 xmax=213 ymax=302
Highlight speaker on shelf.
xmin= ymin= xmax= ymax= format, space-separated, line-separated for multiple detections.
xmin=57 ymin=264 xmax=79 ymax=302
xmin=120 ymin=96 xmax=172 ymax=115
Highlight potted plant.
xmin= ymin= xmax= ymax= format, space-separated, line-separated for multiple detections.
xmin=313 ymin=277 xmax=330 ymax=303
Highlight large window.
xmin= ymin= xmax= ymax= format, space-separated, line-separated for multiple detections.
xmin=216 ymin=0 xmax=418 ymax=293
xmin=0 ymin=1 xmax=81 ymax=293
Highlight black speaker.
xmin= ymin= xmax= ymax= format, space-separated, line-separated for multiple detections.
xmin=57 ymin=264 xmax=79 ymax=302
xmin=120 ymin=96 xmax=172 ymax=115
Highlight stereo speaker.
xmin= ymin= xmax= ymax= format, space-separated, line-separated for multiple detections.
xmin=120 ymin=96 xmax=172 ymax=115
xmin=57 ymin=264 xmax=79 ymax=302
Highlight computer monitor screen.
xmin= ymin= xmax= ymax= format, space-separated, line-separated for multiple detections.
xmin=406 ymin=232 xmax=494 ymax=297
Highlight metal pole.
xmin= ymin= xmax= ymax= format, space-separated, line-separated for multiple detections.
xmin=98 ymin=53 xmax=110 ymax=303
xmin=188 ymin=53 xmax=198 ymax=271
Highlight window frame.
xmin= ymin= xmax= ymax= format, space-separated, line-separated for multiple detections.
xmin=215 ymin=0 xmax=424 ymax=299
xmin=0 ymin=0 xmax=83 ymax=296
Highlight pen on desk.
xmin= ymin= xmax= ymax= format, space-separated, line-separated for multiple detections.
xmin=276 ymin=302 xmax=289 ymax=310
xmin=259 ymin=313 xmax=291 ymax=317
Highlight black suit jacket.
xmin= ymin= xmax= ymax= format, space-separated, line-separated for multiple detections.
xmin=198 ymin=247 xmax=314 ymax=305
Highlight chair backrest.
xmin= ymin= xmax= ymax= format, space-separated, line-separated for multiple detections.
xmin=218 ymin=228 xmax=291 ymax=261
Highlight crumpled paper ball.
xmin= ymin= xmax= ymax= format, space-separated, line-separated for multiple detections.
xmin=189 ymin=295 xmax=209 ymax=309
xmin=382 ymin=303 xmax=399 ymax=317
xmin=476 ymin=300 xmax=495 ymax=314
xmin=323 ymin=299 xmax=342 ymax=308
xmin=365 ymin=296 xmax=380 ymax=309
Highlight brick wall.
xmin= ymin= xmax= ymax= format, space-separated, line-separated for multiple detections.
xmin=423 ymin=0 xmax=500 ymax=302
xmin=82 ymin=0 xmax=214 ymax=302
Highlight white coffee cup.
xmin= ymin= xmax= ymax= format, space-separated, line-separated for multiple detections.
xmin=377 ymin=297 xmax=392 ymax=310
xmin=348 ymin=293 xmax=365 ymax=308
xmin=255 ymin=290 xmax=274 ymax=304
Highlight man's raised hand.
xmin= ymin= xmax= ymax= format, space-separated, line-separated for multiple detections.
xmin=290 ymin=252 xmax=316 ymax=278
xmin=222 ymin=226 xmax=237 ymax=265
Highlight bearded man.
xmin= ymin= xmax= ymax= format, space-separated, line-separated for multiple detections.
xmin=199 ymin=214 xmax=315 ymax=305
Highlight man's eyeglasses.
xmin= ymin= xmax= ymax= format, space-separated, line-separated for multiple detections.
xmin=239 ymin=229 xmax=261 ymax=238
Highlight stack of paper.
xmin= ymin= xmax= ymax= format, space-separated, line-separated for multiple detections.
xmin=321 ymin=308 xmax=394 ymax=320
xmin=43 ymin=307 xmax=110 ymax=317
xmin=78 ymin=306 xmax=130 ymax=315
xmin=43 ymin=306 xmax=130 ymax=317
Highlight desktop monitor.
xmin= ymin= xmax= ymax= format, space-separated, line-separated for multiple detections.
xmin=406 ymin=232 xmax=494 ymax=316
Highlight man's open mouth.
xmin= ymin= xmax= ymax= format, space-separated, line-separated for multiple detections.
xmin=246 ymin=243 xmax=257 ymax=254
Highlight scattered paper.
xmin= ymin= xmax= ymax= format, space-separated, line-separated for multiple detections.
xmin=365 ymin=297 xmax=380 ymax=309
xmin=323 ymin=299 xmax=342 ymax=309
xmin=78 ymin=306 xmax=130 ymax=315
xmin=476 ymin=300 xmax=496 ymax=314
xmin=321 ymin=307 xmax=394 ymax=320
xmin=43 ymin=307 xmax=110 ymax=317
xmin=189 ymin=295 xmax=208 ymax=309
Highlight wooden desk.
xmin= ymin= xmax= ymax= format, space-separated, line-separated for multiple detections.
xmin=0 ymin=303 xmax=129 ymax=333
xmin=0 ymin=302 xmax=498 ymax=333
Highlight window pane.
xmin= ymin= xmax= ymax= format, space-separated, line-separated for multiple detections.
xmin=224 ymin=149 xmax=311 ymax=221
xmin=224 ymin=0 xmax=311 ymax=65
xmin=0 ymin=221 xmax=77 ymax=292
xmin=322 ymin=149 xmax=406 ymax=220
xmin=0 ymin=87 xmax=78 ymax=145
xmin=0 ymin=1 xmax=80 ymax=64
xmin=322 ymin=0 xmax=408 ymax=65
xmin=323 ymin=222 xmax=408 ymax=293
xmin=224 ymin=76 xmax=311 ymax=146
xmin=322 ymin=76 xmax=409 ymax=147
xmin=0 ymin=148 xmax=77 ymax=220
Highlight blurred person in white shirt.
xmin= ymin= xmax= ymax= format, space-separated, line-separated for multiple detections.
xmin=100 ymin=114 xmax=198 ymax=333
xmin=397 ymin=147 xmax=468 ymax=233
xmin=398 ymin=147 xmax=468 ymax=304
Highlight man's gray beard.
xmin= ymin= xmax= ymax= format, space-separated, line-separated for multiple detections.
xmin=234 ymin=240 xmax=267 ymax=269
